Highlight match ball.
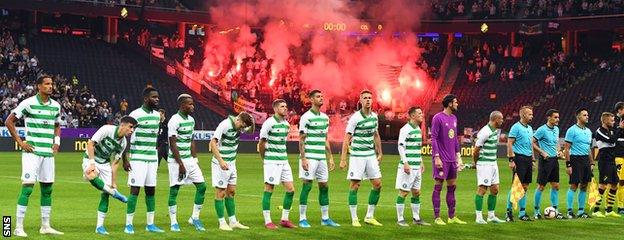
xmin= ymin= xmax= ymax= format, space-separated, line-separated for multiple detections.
xmin=544 ymin=206 xmax=557 ymax=219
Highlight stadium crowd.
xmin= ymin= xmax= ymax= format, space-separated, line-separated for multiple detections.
xmin=0 ymin=19 xmax=126 ymax=128
xmin=456 ymin=35 xmax=600 ymax=92
xmin=431 ymin=0 xmax=624 ymax=20
xmin=86 ymin=0 xmax=184 ymax=9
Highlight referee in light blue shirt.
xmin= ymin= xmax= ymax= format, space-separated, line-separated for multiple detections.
xmin=564 ymin=108 xmax=594 ymax=219
xmin=505 ymin=106 xmax=535 ymax=222
xmin=532 ymin=109 xmax=564 ymax=219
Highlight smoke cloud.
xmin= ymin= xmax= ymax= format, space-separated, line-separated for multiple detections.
xmin=201 ymin=0 xmax=432 ymax=110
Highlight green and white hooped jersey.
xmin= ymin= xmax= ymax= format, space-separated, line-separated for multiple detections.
xmin=398 ymin=122 xmax=422 ymax=169
xmin=475 ymin=124 xmax=499 ymax=165
xmin=84 ymin=125 xmax=127 ymax=164
xmin=260 ymin=115 xmax=289 ymax=162
xmin=346 ymin=110 xmax=378 ymax=158
xmin=129 ymin=106 xmax=160 ymax=162
xmin=299 ymin=109 xmax=329 ymax=161
xmin=11 ymin=94 xmax=61 ymax=157
xmin=212 ymin=116 xmax=240 ymax=162
xmin=168 ymin=112 xmax=195 ymax=162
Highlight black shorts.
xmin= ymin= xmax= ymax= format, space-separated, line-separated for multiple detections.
xmin=158 ymin=144 xmax=168 ymax=161
xmin=569 ymin=156 xmax=591 ymax=184
xmin=513 ymin=154 xmax=533 ymax=184
xmin=598 ymin=159 xmax=618 ymax=184
xmin=537 ymin=157 xmax=559 ymax=185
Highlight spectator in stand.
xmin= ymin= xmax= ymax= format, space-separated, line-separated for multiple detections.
xmin=545 ymin=73 xmax=556 ymax=93
xmin=72 ymin=75 xmax=79 ymax=86
xmin=508 ymin=68 xmax=514 ymax=81
xmin=120 ymin=98 xmax=128 ymax=114
xmin=592 ymin=91 xmax=603 ymax=103
xmin=489 ymin=61 xmax=497 ymax=75
xmin=457 ymin=1 xmax=465 ymax=15
xmin=456 ymin=46 xmax=464 ymax=59
xmin=109 ymin=94 xmax=118 ymax=113
xmin=599 ymin=59 xmax=609 ymax=71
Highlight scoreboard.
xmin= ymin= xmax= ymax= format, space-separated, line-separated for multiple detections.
xmin=321 ymin=21 xmax=383 ymax=33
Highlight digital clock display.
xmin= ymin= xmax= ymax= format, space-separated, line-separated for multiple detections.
xmin=323 ymin=22 xmax=347 ymax=31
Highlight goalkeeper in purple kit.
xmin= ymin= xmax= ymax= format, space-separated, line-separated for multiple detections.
xmin=430 ymin=94 xmax=466 ymax=225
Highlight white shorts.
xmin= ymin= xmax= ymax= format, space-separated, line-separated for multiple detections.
xmin=21 ymin=152 xmax=55 ymax=183
xmin=347 ymin=156 xmax=382 ymax=180
xmin=299 ymin=159 xmax=329 ymax=183
xmin=127 ymin=161 xmax=158 ymax=187
xmin=168 ymin=159 xmax=205 ymax=187
xmin=476 ymin=164 xmax=500 ymax=187
xmin=264 ymin=161 xmax=293 ymax=185
xmin=81 ymin=159 xmax=113 ymax=185
xmin=211 ymin=160 xmax=237 ymax=188
xmin=395 ymin=167 xmax=422 ymax=191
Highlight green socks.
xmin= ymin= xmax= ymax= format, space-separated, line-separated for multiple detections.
xmin=194 ymin=183 xmax=207 ymax=205
xmin=488 ymin=195 xmax=497 ymax=211
xmin=40 ymin=183 xmax=52 ymax=206
xmin=225 ymin=197 xmax=236 ymax=216
xmin=127 ymin=194 xmax=138 ymax=214
xmin=283 ymin=191 xmax=295 ymax=210
xmin=397 ymin=196 xmax=406 ymax=204
xmin=98 ymin=193 xmax=109 ymax=213
xmin=89 ymin=177 xmax=105 ymax=191
xmin=475 ymin=194 xmax=484 ymax=211
xmin=17 ymin=185 xmax=33 ymax=206
xmin=348 ymin=189 xmax=358 ymax=205
xmin=476 ymin=194 xmax=497 ymax=211
xmin=215 ymin=199 xmax=225 ymax=218
xmin=262 ymin=191 xmax=273 ymax=211
xmin=300 ymin=182 xmax=313 ymax=205
xmin=169 ymin=185 xmax=180 ymax=206
xmin=319 ymin=185 xmax=329 ymax=206
xmin=411 ymin=196 xmax=420 ymax=204
xmin=146 ymin=194 xmax=155 ymax=212
xmin=368 ymin=188 xmax=381 ymax=205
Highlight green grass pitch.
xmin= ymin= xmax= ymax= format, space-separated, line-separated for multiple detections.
xmin=1 ymin=152 xmax=623 ymax=239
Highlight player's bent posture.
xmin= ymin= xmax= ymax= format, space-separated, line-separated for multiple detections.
xmin=473 ymin=111 xmax=506 ymax=224
xmin=395 ymin=107 xmax=430 ymax=227
xmin=430 ymin=94 xmax=466 ymax=225
xmin=297 ymin=90 xmax=339 ymax=228
xmin=564 ymin=108 xmax=593 ymax=219
xmin=591 ymin=112 xmax=623 ymax=217
xmin=340 ymin=90 xmax=384 ymax=227
xmin=259 ymin=99 xmax=297 ymax=230
xmin=210 ymin=112 xmax=255 ymax=231
xmin=6 ymin=75 xmax=64 ymax=237
xmin=83 ymin=116 xmax=137 ymax=234
xmin=166 ymin=94 xmax=207 ymax=232
xmin=123 ymin=87 xmax=165 ymax=234
xmin=532 ymin=109 xmax=564 ymax=219
xmin=505 ymin=106 xmax=535 ymax=222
